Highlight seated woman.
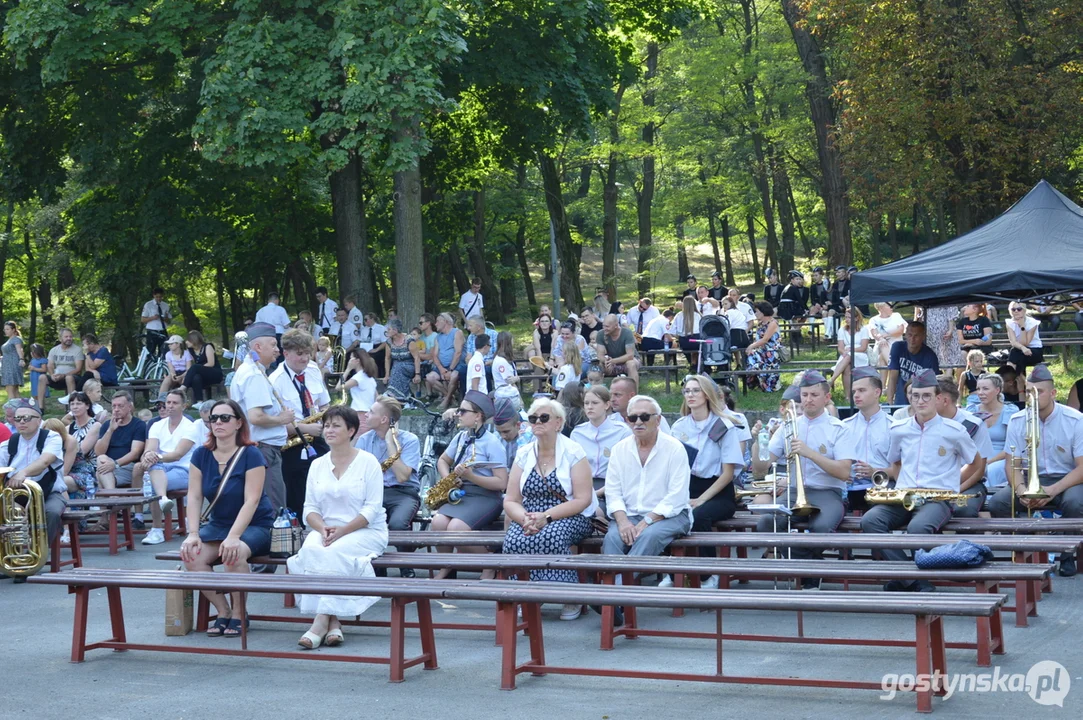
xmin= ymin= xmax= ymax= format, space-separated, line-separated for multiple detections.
xmin=180 ymin=399 xmax=275 ymax=638
xmin=829 ymin=307 xmax=870 ymax=397
xmin=557 ymin=381 xmax=587 ymax=437
xmin=179 ymin=330 xmax=224 ymax=402
xmin=503 ymin=397 xmax=595 ymax=620
xmin=1004 ymin=302 xmax=1043 ymax=396
xmin=976 ymin=372 xmax=1019 ymax=491
xmin=339 ymin=348 xmax=378 ymax=433
xmin=159 ymin=334 xmax=193 ymax=395
xmin=429 ymin=390 xmax=509 ymax=579
xmin=287 ymin=405 xmax=388 ymax=649
xmin=570 ymin=384 xmax=631 ymax=523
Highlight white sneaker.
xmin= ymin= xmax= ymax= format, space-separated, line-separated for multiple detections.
xmin=60 ymin=529 xmax=71 ymax=547
xmin=141 ymin=528 xmax=166 ymax=545
xmin=702 ymin=575 xmax=719 ymax=590
xmin=657 ymin=574 xmax=674 ymax=588
xmin=159 ymin=497 xmax=176 ymax=515
xmin=57 ymin=394 xmax=71 ymax=405
xmin=560 ymin=603 xmax=583 ymax=621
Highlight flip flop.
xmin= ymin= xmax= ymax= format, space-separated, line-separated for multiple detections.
xmin=207 ymin=617 xmax=230 ymax=637
xmin=298 ymin=631 xmax=325 ymax=650
xmin=323 ymin=629 xmax=344 ymax=647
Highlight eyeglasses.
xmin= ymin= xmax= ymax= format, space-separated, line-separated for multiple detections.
xmin=209 ymin=414 xmax=238 ymax=424
xmin=682 ymin=386 xmax=703 ymax=396
xmin=626 ymin=412 xmax=657 ymax=424
xmin=13 ymin=415 xmax=39 ymax=423
xmin=527 ymin=413 xmax=551 ymax=425
xmin=455 ymin=407 xmax=477 ymax=416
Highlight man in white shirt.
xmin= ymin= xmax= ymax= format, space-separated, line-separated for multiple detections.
xmin=330 ymin=308 xmax=359 ymax=353
xmin=314 ymin=286 xmax=338 ymax=336
xmin=935 ymin=377 xmax=993 ymax=518
xmin=255 ymin=291 xmax=292 ymax=355
xmin=137 ymin=389 xmax=199 ymax=545
xmin=603 ymin=395 xmax=691 ymax=566
xmin=0 ymin=400 xmax=66 ymax=558
xmin=640 ymin=310 xmax=673 ymax=367
xmin=843 ymin=367 xmax=892 ymax=511
xmin=626 ymin=298 xmax=660 ymax=339
xmin=141 ymin=287 xmax=172 ymax=358
xmin=458 ymin=278 xmax=485 ymax=323
xmin=229 ymin=322 xmax=294 ymax=512
xmin=466 ymin=334 xmax=489 ymax=393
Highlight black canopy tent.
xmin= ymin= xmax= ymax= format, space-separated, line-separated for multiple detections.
xmin=851 ymin=180 xmax=1083 ymax=308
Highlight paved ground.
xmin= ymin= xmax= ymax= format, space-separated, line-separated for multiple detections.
xmin=4 ymin=535 xmax=1081 ymax=719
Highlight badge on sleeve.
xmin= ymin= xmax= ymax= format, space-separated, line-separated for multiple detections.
xmin=679 ymin=432 xmax=689 ymax=442
xmin=938 ymin=446 xmax=947 ymax=456
xmin=1057 ymin=445 xmax=1067 ymax=454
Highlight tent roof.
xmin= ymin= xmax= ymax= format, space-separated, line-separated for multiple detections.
xmin=851 ymin=180 xmax=1083 ymax=307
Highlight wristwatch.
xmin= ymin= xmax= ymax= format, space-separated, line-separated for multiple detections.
xmin=643 ymin=515 xmax=656 ymax=526
xmin=544 ymin=513 xmax=553 ymax=524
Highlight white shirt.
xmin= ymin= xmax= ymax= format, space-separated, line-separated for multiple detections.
xmin=359 ymin=323 xmax=386 ymax=351
xmin=696 ymin=300 xmax=717 ymax=317
xmin=148 ymin=415 xmax=198 ymax=465
xmin=643 ymin=315 xmax=672 ymax=341
xmin=229 ymin=358 xmax=288 ymax=446
xmin=724 ymin=308 xmax=748 ymax=332
xmin=349 ymin=371 xmax=377 ymax=412
xmin=270 ymin=361 xmax=331 ymax=418
xmin=552 ymin=334 xmax=587 ymax=361
xmin=887 ymin=413 xmax=978 ymax=492
xmin=141 ymin=299 xmax=171 ymax=332
xmin=843 ymin=408 xmax=892 ymax=489
xmin=1007 ymin=315 xmax=1042 ymax=348
xmin=492 ymin=355 xmax=518 ymax=398
xmin=605 ymin=431 xmax=691 ymax=520
xmin=671 ymin=414 xmax=744 ymax=479
xmin=303 ymin=451 xmax=388 ymax=531
xmin=1004 ymin=403 xmax=1083 ymax=477
xmin=254 ymin=303 xmax=291 ymax=334
xmin=337 ymin=320 xmax=360 ymax=349
xmin=870 ymin=312 xmax=907 ymax=344
xmin=570 ymin=414 xmax=632 ymax=479
xmin=315 ymin=298 xmax=339 ymax=331
xmin=0 ymin=429 xmax=64 ymax=494
xmin=951 ymin=408 xmax=994 ymax=460
xmin=671 ymin=311 xmax=701 ymax=337
xmin=767 ymin=411 xmax=854 ymax=491
xmin=458 ymin=290 xmax=485 ymax=319
xmin=627 ymin=306 xmax=660 ymax=333
xmin=839 ymin=326 xmax=871 ymax=366
xmin=466 ymin=350 xmax=488 ymax=393
xmin=514 ymin=435 xmax=597 ymax=517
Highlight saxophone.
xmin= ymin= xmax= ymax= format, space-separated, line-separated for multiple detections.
xmin=865 ymin=471 xmax=977 ymax=511
xmin=0 ymin=471 xmax=48 ymax=577
xmin=425 ymin=431 xmax=477 ymax=511
xmin=381 ymin=425 xmax=401 ymax=472
xmin=281 ymin=407 xmax=328 ymax=451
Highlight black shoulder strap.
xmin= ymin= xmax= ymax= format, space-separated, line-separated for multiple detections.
xmin=961 ymin=419 xmax=980 ymax=438
xmin=36 ymin=428 xmax=48 ymax=453
xmin=707 ymin=416 xmax=730 ymax=443
xmin=6 ymin=432 xmax=17 ymax=458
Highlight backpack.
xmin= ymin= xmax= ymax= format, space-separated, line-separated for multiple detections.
xmin=7 ymin=429 xmax=59 ymax=496
xmin=698 ymin=314 xmax=732 ymax=367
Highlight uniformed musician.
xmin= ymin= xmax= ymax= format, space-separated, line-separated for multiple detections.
xmin=314 ymin=286 xmax=338 ymax=337
xmin=934 ymin=377 xmax=993 ymax=518
xmin=491 ymin=398 xmax=526 ymax=472
xmin=859 ymin=370 xmax=978 ymax=591
xmin=843 ymin=366 xmax=892 ymax=512
xmin=570 ymin=384 xmax=632 ymax=520
xmin=987 ymin=364 xmax=1083 ymax=576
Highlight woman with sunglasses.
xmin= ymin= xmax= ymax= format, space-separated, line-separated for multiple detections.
xmin=429 ymin=390 xmax=509 ymax=578
xmin=503 ymin=398 xmax=595 ymax=620
xmin=570 ymin=385 xmax=631 ymax=521
xmin=180 ymin=399 xmax=275 ymax=638
xmin=1005 ymin=302 xmax=1044 ymax=395
xmin=287 ymin=405 xmax=388 ymax=649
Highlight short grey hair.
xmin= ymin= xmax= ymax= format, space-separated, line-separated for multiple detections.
xmin=627 ymin=394 xmax=661 ymax=416
xmin=386 ymin=317 xmax=404 ymax=333
xmin=526 ymin=397 xmax=566 ymax=429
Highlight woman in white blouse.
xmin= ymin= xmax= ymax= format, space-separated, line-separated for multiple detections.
xmin=569 ymin=385 xmax=631 ymax=521
xmin=672 ymin=296 xmax=702 ymax=368
xmin=868 ymin=302 xmax=907 ymax=377
xmin=1005 ymin=302 xmax=1044 ymax=396
xmin=829 ymin=307 xmax=870 ymax=397
xmin=503 ymin=397 xmax=595 ymax=621
xmin=287 ymin=405 xmax=388 ymax=650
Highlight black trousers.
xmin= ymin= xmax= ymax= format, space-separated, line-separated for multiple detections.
xmin=146 ymin=330 xmax=167 ymax=359
xmin=184 ymin=364 xmax=224 ymax=401
xmin=281 ymin=437 xmax=330 ymax=522
xmin=640 ymin=337 xmax=665 ymax=366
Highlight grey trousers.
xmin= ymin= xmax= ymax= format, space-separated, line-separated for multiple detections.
xmin=256 ymin=443 xmax=286 ymax=511
xmin=603 ymin=512 xmax=691 ymax=558
xmin=859 ymin=502 xmax=954 ymax=562
xmin=46 ymin=492 xmax=67 ymax=544
xmin=754 ymin=487 xmax=846 ymax=560
xmin=952 ymin=481 xmax=987 ymax=518
xmin=987 ymin=474 xmax=1083 ymax=519
xmin=384 ymin=485 xmax=421 ymax=534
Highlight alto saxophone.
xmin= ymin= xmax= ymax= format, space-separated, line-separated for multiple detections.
xmin=282 ymin=407 xmax=328 ymax=452
xmin=425 ymin=431 xmax=477 ymax=511
xmin=865 ymin=471 xmax=977 ymax=512
xmin=381 ymin=425 xmax=402 ymax=472
xmin=0 ymin=470 xmax=48 ymax=577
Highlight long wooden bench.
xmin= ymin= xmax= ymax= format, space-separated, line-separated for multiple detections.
xmin=29 ymin=568 xmax=445 ymax=682
xmin=714 ymin=514 xmax=1083 ymax=535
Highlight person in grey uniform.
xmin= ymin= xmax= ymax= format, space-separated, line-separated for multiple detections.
xmin=860 ymin=369 xmax=979 ymax=591
xmin=934 ymin=377 xmax=993 ymax=518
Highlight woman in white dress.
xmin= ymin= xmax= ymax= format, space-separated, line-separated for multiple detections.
xmin=287 ymin=405 xmax=388 ymax=650
xmin=868 ymin=302 xmax=907 ymax=378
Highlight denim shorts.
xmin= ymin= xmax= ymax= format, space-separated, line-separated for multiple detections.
xmin=198 ymin=522 xmax=272 ymax=557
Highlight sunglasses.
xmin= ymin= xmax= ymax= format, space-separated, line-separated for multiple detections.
xmin=626 ymin=412 xmax=657 ymax=424
xmin=13 ymin=415 xmax=39 ymax=423
xmin=527 ymin=413 xmax=551 ymax=425
xmin=209 ymin=414 xmax=238 ymax=424
xmin=455 ymin=407 xmax=477 ymax=416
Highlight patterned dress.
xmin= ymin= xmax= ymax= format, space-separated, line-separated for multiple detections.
xmin=1 ymin=335 xmax=23 ymax=386
xmin=67 ymin=417 xmax=98 ymax=500
xmin=924 ymin=306 xmax=962 ymax=368
xmin=747 ymin=321 xmax=783 ymax=392
xmin=386 ymin=336 xmax=415 ymax=397
xmin=503 ymin=466 xmax=594 ymax=582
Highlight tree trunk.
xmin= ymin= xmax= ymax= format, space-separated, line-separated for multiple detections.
xmin=602 ymin=157 xmax=619 ymax=299
xmin=746 ymin=213 xmax=761 ymax=285
xmin=788 ymin=182 xmax=813 ymax=258
xmin=393 ymin=132 xmax=426 ymax=328
xmin=0 ymin=200 xmax=12 ymax=323
xmin=911 ymin=203 xmax=922 ymax=256
xmin=215 ymin=265 xmax=230 ymax=347
xmin=538 ymin=152 xmax=585 ymax=310
xmin=920 ymin=204 xmax=934 ymax=247
xmin=675 ymin=215 xmax=690 ymax=281
xmin=174 ymin=281 xmax=202 ymax=332
xmin=869 ymin=212 xmax=883 ymax=266
xmin=936 ymin=199 xmax=947 ymax=246
xmin=447 ymin=241 xmax=470 ymax=298
xmin=636 ymin=42 xmax=659 ymax=297
xmin=780 ymin=0 xmax=853 ymax=266
xmin=888 ymin=211 xmax=899 ymax=259
xmin=705 ymin=202 xmax=723 ymax=277
xmin=721 ymin=214 xmax=736 ymax=286
xmin=500 ymin=242 xmax=517 ymax=314
xmin=228 ymin=284 xmax=243 ymax=334
xmin=514 ymin=164 xmax=537 ymax=311
xmin=467 ymin=189 xmax=505 ymax=323
xmin=328 ymin=154 xmax=374 ymax=312
xmin=771 ymin=149 xmax=796 ymax=276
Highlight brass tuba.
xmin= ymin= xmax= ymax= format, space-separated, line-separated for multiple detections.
xmin=1019 ymin=385 xmax=1048 ymax=500
xmin=781 ymin=400 xmax=816 ymax=515
xmin=0 ymin=470 xmax=48 ymax=577
xmin=425 ymin=431 xmax=477 ymax=511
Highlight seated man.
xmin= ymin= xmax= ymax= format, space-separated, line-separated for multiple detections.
xmin=355 ymin=394 xmax=421 ymax=578
xmin=751 ymin=371 xmax=854 ymax=585
xmin=81 ymin=333 xmax=118 ymax=387
xmin=93 ymin=390 xmax=147 ymax=491
xmin=842 ymin=367 xmax=892 ymax=512
xmin=860 ymin=370 xmax=978 ymax=591
xmin=135 ymin=388 xmax=198 ymax=545
xmin=595 ymin=314 xmax=640 ymax=383
xmin=0 ymin=400 xmax=65 ymax=579
xmin=934 ymin=377 xmax=993 ymax=518
xmin=987 ymin=364 xmax=1083 ymax=577
xmin=42 ymin=328 xmax=84 ymax=407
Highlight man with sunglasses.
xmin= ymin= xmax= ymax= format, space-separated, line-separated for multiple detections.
xmin=0 ymin=399 xmax=66 ymax=574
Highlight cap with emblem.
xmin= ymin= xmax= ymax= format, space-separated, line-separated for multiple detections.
xmin=686 ymin=274 xmax=697 ymax=282
xmin=11 ymin=399 xmax=41 ymax=417
xmin=799 ymin=370 xmax=828 ymax=387
xmin=492 ymin=398 xmax=519 ymax=426
xmin=463 ymin=390 xmax=495 ymax=419
xmin=245 ymin=322 xmax=276 ymax=340
xmin=788 ymin=270 xmax=804 ymax=280
xmin=910 ymin=369 xmax=938 ymax=389
xmin=835 ymin=265 xmax=846 ymax=272
xmin=1027 ymin=364 xmax=1054 ymax=384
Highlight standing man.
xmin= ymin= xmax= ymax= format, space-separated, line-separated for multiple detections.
xmin=141 ymin=287 xmax=172 ymax=358
xmin=269 ymin=329 xmax=331 ymax=520
xmin=935 ymin=377 xmax=993 ymax=518
xmin=94 ymin=391 xmax=147 ymax=490
xmin=314 ymin=286 xmax=338 ymax=337
xmin=0 ymin=400 xmax=66 ymax=558
xmin=843 ymin=367 xmax=892 ymax=512
xmin=42 ymin=328 xmax=84 ymax=407
xmin=987 ymin=364 xmax=1083 ymax=576
xmin=458 ymin=277 xmax=485 ymax=324
xmin=708 ymin=271 xmax=728 ymax=303
xmin=355 ymin=394 xmax=421 ymax=577
xmin=342 ymin=295 xmax=365 ymax=336
xmin=255 ymin=292 xmax=291 ymax=355
xmin=595 ymin=314 xmax=640 ymax=384
xmin=885 ymin=322 xmax=941 ymax=406
xmin=860 ymin=370 xmax=979 ymax=591
xmin=80 ymin=334 xmax=118 ymax=388
xmin=230 ymin=322 xmax=293 ymax=513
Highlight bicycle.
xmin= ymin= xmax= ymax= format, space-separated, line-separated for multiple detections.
xmin=116 ymin=335 xmax=170 ymax=382
xmin=393 ymin=391 xmax=456 ymax=522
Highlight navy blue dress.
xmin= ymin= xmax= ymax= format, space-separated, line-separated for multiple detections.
xmin=195 ymin=445 xmax=275 ymax=555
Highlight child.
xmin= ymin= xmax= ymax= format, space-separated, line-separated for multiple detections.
xmin=467 ymin=332 xmax=489 ymax=393
xmin=585 ymin=365 xmax=604 ymax=389
xmin=553 ymin=341 xmax=582 ymax=392
xmin=958 ymin=349 xmax=985 ymax=409
xmin=315 ymin=336 xmax=335 ymax=380
xmin=492 ymin=331 xmax=521 ymax=409
xmin=136 ymin=408 xmax=153 ymax=422
xmin=29 ymin=343 xmax=48 ymax=406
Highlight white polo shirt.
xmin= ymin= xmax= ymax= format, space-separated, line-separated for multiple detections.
xmin=229 ymin=358 xmax=288 ymax=446
xmin=254 ymin=303 xmax=291 ymax=334
xmin=887 ymin=413 xmax=978 ymax=492
xmin=768 ymin=410 xmax=855 ymax=491
xmin=1004 ymin=402 xmax=1083 ymax=477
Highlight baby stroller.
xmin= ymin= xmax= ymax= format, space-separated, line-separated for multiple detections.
xmin=695 ymin=314 xmax=733 ymax=380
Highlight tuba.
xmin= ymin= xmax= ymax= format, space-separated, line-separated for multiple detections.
xmin=781 ymin=400 xmax=816 ymax=515
xmin=865 ymin=471 xmax=976 ymax=511
xmin=1019 ymin=385 xmax=1048 ymax=500
xmin=0 ymin=470 xmax=48 ymax=577
xmin=425 ymin=431 xmax=477 ymax=511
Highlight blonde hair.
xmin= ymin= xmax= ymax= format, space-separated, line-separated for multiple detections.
xmin=966 ymin=349 xmax=985 ymax=368
xmin=562 ymin=341 xmax=582 ymax=376
xmin=679 ymin=374 xmax=725 ymax=417
xmin=317 ymin=336 xmax=331 ymax=350
xmin=843 ymin=307 xmax=865 ymax=330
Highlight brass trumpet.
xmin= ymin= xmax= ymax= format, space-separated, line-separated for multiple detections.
xmin=0 ymin=470 xmax=48 ymax=577
xmin=781 ymin=400 xmax=816 ymax=515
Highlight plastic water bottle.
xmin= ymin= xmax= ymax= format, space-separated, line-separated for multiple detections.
xmin=85 ymin=473 xmax=97 ymax=505
xmin=758 ymin=427 xmax=771 ymax=462
xmin=142 ymin=473 xmax=153 ymax=498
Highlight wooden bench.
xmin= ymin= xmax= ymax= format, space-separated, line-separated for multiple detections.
xmin=29 ymin=568 xmax=445 ymax=682
xmin=714 ymin=514 xmax=1083 ymax=535
xmin=53 ymin=510 xmax=94 ymax=572
xmin=94 ymin=488 xmax=185 ymax=541
xmin=66 ymin=495 xmax=160 ymax=555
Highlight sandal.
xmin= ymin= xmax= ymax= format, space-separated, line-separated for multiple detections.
xmin=207 ymin=616 xmax=230 ymax=637
xmin=323 ymin=629 xmax=344 ymax=647
xmin=222 ymin=617 xmax=243 ymax=637
xmin=298 ymin=630 xmax=325 ymax=650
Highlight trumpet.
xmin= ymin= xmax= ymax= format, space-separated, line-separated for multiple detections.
xmin=0 ymin=470 xmax=48 ymax=577
xmin=781 ymin=400 xmax=816 ymax=515
xmin=865 ymin=471 xmax=977 ymax=512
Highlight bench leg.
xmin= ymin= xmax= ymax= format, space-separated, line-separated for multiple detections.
xmin=196 ymin=593 xmax=210 ymax=632
xmin=108 ymin=512 xmax=119 ymax=555
xmin=389 ymin=598 xmax=406 ymax=683
xmin=50 ymin=532 xmax=60 ymax=573
xmin=930 ymin=616 xmax=948 ymax=695
xmin=416 ymin=599 xmax=439 ymax=670
xmin=1015 ymin=578 xmax=1030 ymax=628
xmin=914 ymin=615 xmax=944 ymax=713
xmin=524 ymin=602 xmax=546 ymax=675
xmin=122 ymin=509 xmax=135 ymax=551
xmin=71 ymin=586 xmax=90 ymax=663
xmin=176 ymin=499 xmax=187 ymax=535
xmin=599 ymin=572 xmax=616 ymax=650
xmin=498 ymin=601 xmax=518 ymax=690
xmin=70 ymin=523 xmax=83 ymax=568
xmin=107 ymin=586 xmax=128 ymax=647
xmin=621 ymin=571 xmax=638 ymax=636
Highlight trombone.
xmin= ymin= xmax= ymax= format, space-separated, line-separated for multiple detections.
xmin=1010 ymin=386 xmax=1049 ymax=518
xmin=781 ymin=400 xmax=816 ymax=516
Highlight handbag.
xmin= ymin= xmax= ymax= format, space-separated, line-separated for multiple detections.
xmin=914 ymin=540 xmax=994 ymax=569
xmin=270 ymin=508 xmax=304 ymax=558
xmin=200 ymin=448 xmax=243 ymax=527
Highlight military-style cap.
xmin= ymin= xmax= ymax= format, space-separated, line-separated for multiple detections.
xmin=245 ymin=322 xmax=277 ymax=340
xmin=852 ymin=366 xmax=880 ymax=381
xmin=788 ymin=270 xmax=804 ymax=280
xmin=1028 ymin=364 xmax=1054 ymax=383
xmin=493 ymin=398 xmax=519 ymax=426
xmin=799 ymin=370 xmax=828 ymax=387
xmin=911 ymin=369 xmax=938 ymax=389
xmin=11 ymin=399 xmax=41 ymax=417
xmin=463 ymin=390 xmax=495 ymax=419
xmin=782 ymin=385 xmax=801 ymax=402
